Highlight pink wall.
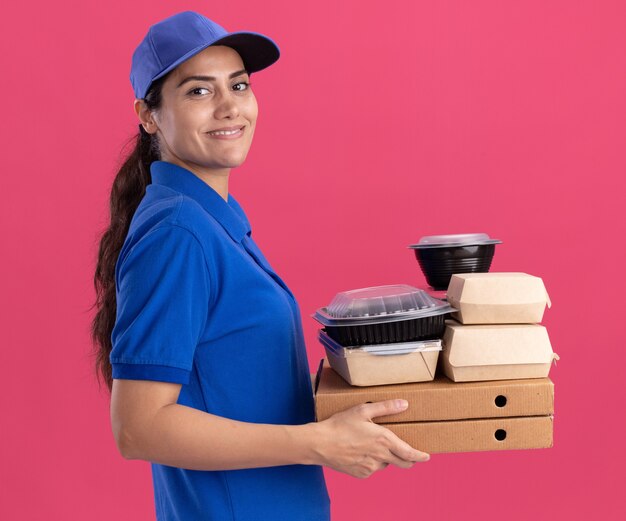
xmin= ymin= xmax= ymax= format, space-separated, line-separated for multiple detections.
xmin=2 ymin=0 xmax=624 ymax=519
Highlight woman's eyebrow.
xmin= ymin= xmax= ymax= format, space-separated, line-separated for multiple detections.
xmin=177 ymin=69 xmax=248 ymax=88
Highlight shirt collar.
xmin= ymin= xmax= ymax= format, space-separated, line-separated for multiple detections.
xmin=150 ymin=160 xmax=251 ymax=242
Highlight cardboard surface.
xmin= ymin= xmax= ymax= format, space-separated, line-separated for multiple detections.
xmin=324 ymin=345 xmax=439 ymax=386
xmin=447 ymin=272 xmax=551 ymax=324
xmin=386 ymin=416 xmax=554 ymax=453
xmin=441 ymin=321 xmax=559 ymax=382
xmin=314 ymin=359 xmax=554 ymax=423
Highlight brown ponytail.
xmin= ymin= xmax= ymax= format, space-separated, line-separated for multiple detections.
xmin=90 ymin=74 xmax=169 ymax=393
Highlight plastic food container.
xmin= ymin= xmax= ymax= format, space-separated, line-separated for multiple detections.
xmin=312 ymin=284 xmax=454 ymax=346
xmin=318 ymin=329 xmax=442 ymax=386
xmin=408 ymin=233 xmax=502 ymax=290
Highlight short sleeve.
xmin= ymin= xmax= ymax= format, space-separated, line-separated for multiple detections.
xmin=110 ymin=224 xmax=210 ymax=384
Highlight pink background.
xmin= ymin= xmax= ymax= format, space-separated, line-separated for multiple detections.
xmin=2 ymin=0 xmax=624 ymax=519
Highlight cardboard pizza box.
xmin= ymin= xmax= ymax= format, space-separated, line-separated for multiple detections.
xmin=313 ymin=359 xmax=554 ymax=454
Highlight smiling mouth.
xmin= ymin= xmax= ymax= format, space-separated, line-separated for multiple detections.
xmin=207 ymin=126 xmax=244 ymax=136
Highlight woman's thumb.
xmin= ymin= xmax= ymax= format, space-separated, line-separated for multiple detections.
xmin=357 ymin=399 xmax=409 ymax=421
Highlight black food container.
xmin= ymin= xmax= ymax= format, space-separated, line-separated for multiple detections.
xmin=408 ymin=233 xmax=502 ymax=290
xmin=312 ymin=284 xmax=454 ymax=346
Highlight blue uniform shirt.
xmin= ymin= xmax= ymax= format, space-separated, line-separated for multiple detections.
xmin=110 ymin=160 xmax=330 ymax=521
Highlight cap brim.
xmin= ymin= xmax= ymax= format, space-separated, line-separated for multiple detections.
xmin=210 ymin=31 xmax=280 ymax=73
xmin=149 ymin=31 xmax=280 ymax=91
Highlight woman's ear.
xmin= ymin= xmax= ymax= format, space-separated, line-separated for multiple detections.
xmin=134 ymin=99 xmax=158 ymax=135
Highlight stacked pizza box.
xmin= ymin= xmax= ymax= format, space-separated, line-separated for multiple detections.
xmin=313 ymin=273 xmax=559 ymax=454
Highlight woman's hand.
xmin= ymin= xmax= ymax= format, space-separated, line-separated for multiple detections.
xmin=311 ymin=399 xmax=430 ymax=479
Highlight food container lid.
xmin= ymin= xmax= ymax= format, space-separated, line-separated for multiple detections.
xmin=312 ymin=284 xmax=454 ymax=326
xmin=319 ymin=329 xmax=443 ymax=356
xmin=408 ymin=233 xmax=502 ymax=249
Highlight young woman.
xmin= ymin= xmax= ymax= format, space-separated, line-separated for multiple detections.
xmin=91 ymin=11 xmax=429 ymax=521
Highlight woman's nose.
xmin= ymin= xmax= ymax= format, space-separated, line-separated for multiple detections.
xmin=213 ymin=89 xmax=239 ymax=119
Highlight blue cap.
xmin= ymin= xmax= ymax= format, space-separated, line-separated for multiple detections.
xmin=130 ymin=11 xmax=280 ymax=99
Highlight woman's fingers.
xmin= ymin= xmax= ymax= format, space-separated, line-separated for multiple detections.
xmin=379 ymin=428 xmax=430 ymax=463
xmin=384 ymin=451 xmax=416 ymax=469
xmin=351 ymin=401 xmax=431 ymax=463
xmin=320 ymin=398 xmax=431 ymax=479
xmin=390 ymin=442 xmax=430 ymax=463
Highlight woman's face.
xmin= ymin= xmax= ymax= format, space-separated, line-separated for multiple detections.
xmin=138 ymin=45 xmax=258 ymax=174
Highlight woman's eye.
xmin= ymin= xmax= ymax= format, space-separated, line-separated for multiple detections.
xmin=233 ymin=82 xmax=250 ymax=91
xmin=188 ymin=82 xmax=250 ymax=96
xmin=189 ymin=87 xmax=210 ymax=96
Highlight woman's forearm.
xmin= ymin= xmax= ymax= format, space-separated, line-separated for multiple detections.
xmin=121 ymin=402 xmax=321 ymax=471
